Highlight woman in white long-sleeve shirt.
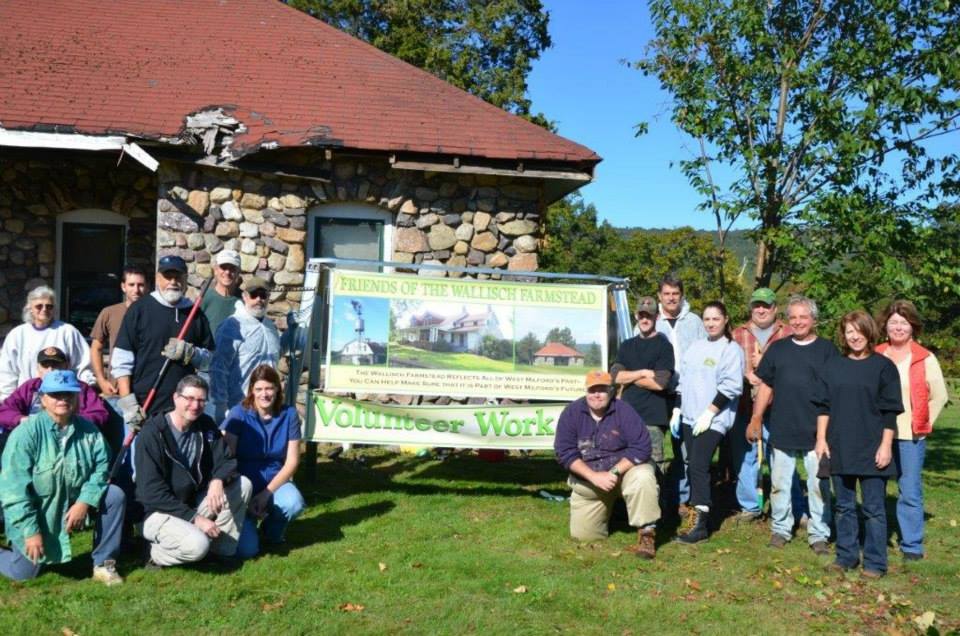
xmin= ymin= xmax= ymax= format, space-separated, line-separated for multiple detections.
xmin=675 ymin=300 xmax=744 ymax=544
xmin=0 ymin=286 xmax=94 ymax=400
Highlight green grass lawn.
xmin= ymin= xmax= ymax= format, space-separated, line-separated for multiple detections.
xmin=3 ymin=396 xmax=958 ymax=634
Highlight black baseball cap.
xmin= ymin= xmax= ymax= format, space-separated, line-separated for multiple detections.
xmin=157 ymin=255 xmax=188 ymax=274
xmin=37 ymin=346 xmax=68 ymax=366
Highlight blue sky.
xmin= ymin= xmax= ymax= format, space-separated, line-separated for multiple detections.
xmin=527 ymin=0 xmax=713 ymax=230
xmin=330 ymin=296 xmax=391 ymax=350
xmin=527 ymin=1 xmax=958 ymax=231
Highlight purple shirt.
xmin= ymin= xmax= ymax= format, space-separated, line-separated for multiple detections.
xmin=554 ymin=397 xmax=652 ymax=473
xmin=0 ymin=377 xmax=109 ymax=432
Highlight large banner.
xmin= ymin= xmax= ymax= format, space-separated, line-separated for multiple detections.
xmin=308 ymin=393 xmax=565 ymax=449
xmin=324 ymin=269 xmax=608 ymax=400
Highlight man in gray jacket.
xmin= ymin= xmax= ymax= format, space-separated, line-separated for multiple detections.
xmin=654 ymin=273 xmax=706 ymax=518
xmin=208 ymin=277 xmax=280 ymax=423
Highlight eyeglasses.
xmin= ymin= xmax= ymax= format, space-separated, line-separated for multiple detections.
xmin=33 ymin=303 xmax=54 ymax=310
xmin=586 ymin=386 xmax=610 ymax=394
xmin=46 ymin=392 xmax=76 ymax=401
xmin=177 ymin=393 xmax=207 ymax=405
xmin=247 ymin=289 xmax=269 ymax=299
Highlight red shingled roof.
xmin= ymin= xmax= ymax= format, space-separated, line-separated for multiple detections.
xmin=534 ymin=342 xmax=584 ymax=358
xmin=0 ymin=0 xmax=600 ymax=166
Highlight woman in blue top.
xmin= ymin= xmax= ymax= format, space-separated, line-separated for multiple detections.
xmin=676 ymin=301 xmax=744 ymax=544
xmin=222 ymin=364 xmax=304 ymax=558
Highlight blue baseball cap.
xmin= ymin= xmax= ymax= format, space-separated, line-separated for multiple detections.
xmin=39 ymin=369 xmax=82 ymax=394
xmin=158 ymin=254 xmax=188 ymax=274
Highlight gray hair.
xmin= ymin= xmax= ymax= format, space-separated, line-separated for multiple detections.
xmin=22 ymin=285 xmax=56 ymax=324
xmin=786 ymin=294 xmax=819 ymax=321
xmin=175 ymin=374 xmax=209 ymax=396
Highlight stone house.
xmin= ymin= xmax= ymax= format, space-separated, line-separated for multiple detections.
xmin=0 ymin=0 xmax=599 ymax=360
xmin=533 ymin=342 xmax=585 ymax=367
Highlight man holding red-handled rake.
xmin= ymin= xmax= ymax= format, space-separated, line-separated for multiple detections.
xmin=111 ymin=255 xmax=215 ymax=429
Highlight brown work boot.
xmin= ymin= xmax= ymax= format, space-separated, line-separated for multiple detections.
xmin=626 ymin=528 xmax=657 ymax=559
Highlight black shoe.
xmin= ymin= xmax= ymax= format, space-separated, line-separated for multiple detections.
xmin=144 ymin=558 xmax=163 ymax=571
xmin=902 ymin=551 xmax=924 ymax=562
xmin=676 ymin=508 xmax=710 ymax=544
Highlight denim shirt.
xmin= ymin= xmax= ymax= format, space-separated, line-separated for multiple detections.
xmin=554 ymin=397 xmax=651 ymax=473
xmin=0 ymin=411 xmax=109 ymax=564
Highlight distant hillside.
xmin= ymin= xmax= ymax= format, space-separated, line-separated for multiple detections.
xmin=617 ymin=227 xmax=756 ymax=274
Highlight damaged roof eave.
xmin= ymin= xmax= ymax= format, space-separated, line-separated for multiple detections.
xmin=0 ymin=127 xmax=159 ymax=172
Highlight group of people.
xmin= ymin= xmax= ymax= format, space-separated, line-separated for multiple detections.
xmin=0 ymin=250 xmax=303 ymax=585
xmin=554 ymin=274 xmax=948 ymax=579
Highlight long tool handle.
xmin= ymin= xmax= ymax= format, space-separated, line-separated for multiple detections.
xmin=109 ymin=276 xmax=213 ymax=482
xmin=756 ymin=435 xmax=765 ymax=512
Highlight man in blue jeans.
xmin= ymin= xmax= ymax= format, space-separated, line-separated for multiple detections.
xmin=0 ymin=370 xmax=124 ymax=585
xmin=730 ymin=289 xmax=805 ymax=522
xmin=748 ymin=296 xmax=838 ymax=555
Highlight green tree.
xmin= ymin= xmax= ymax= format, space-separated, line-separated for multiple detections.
xmin=544 ymin=326 xmax=576 ymax=348
xmin=540 ymin=195 xmax=624 ymax=275
xmin=515 ymin=332 xmax=542 ymax=365
xmin=290 ymin=0 xmax=553 ymax=125
xmin=583 ymin=342 xmax=602 ymax=367
xmin=637 ymin=0 xmax=960 ymax=288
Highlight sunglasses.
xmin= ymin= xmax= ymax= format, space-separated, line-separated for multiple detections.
xmin=33 ymin=303 xmax=54 ymax=310
xmin=46 ymin=392 xmax=76 ymax=401
xmin=247 ymin=289 xmax=269 ymax=299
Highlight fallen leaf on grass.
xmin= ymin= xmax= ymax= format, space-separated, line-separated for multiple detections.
xmin=62 ymin=629 xmax=78 ymax=636
xmin=339 ymin=603 xmax=365 ymax=613
xmin=411 ymin=562 xmax=423 ymax=569
xmin=607 ymin=583 xmax=616 ymax=591
xmin=685 ymin=578 xmax=701 ymax=591
xmin=950 ymin=519 xmax=957 ymax=527
xmin=912 ymin=611 xmax=935 ymax=630
xmin=261 ymin=600 xmax=285 ymax=613
xmin=513 ymin=585 xmax=528 ymax=593
xmin=715 ymin=548 xmax=732 ymax=555
xmin=378 ymin=562 xmax=387 ymax=572
xmin=772 ymin=580 xmax=783 ymax=590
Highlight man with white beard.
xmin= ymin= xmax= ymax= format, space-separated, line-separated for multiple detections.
xmin=111 ymin=256 xmax=215 ymax=427
xmin=208 ymin=277 xmax=280 ymax=424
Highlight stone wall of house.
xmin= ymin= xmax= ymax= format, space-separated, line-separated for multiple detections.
xmin=0 ymin=152 xmax=157 ymax=336
xmin=156 ymin=156 xmax=545 ymax=407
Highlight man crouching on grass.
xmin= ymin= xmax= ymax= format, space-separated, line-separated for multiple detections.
xmin=135 ymin=375 xmax=251 ymax=568
xmin=554 ymin=370 xmax=661 ymax=558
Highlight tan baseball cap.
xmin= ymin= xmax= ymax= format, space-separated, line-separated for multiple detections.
xmin=584 ymin=369 xmax=612 ymax=389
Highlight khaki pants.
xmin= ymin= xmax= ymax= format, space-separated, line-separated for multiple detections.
xmin=569 ymin=463 xmax=660 ymax=541
xmin=143 ymin=476 xmax=253 ymax=566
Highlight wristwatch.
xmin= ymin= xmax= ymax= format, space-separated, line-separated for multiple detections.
xmin=609 ymin=465 xmax=621 ymax=477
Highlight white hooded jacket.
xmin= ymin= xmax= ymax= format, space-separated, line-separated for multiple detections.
xmin=209 ymin=300 xmax=280 ymax=415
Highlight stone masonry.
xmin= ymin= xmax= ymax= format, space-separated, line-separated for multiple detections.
xmin=0 ymin=152 xmax=156 ymax=336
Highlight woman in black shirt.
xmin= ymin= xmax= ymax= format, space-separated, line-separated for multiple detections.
xmin=814 ymin=310 xmax=903 ymax=578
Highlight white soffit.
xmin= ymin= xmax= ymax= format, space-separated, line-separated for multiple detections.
xmin=0 ymin=128 xmax=159 ymax=172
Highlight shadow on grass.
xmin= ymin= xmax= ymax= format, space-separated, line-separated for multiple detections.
xmin=924 ymin=427 xmax=960 ymax=474
xmin=299 ymin=452 xmax=569 ymax=504
xmin=278 ymin=500 xmax=395 ymax=555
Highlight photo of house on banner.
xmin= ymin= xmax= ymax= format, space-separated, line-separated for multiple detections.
xmin=323 ymin=269 xmax=607 ymax=400
xmin=391 ymin=302 xmax=515 ymax=371
xmin=513 ymin=308 xmax=604 ymax=375
xmin=329 ymin=296 xmax=389 ymax=365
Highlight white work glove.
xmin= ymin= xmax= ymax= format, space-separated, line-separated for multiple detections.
xmin=117 ymin=393 xmax=145 ymax=431
xmin=162 ymin=338 xmax=195 ymax=364
xmin=669 ymin=407 xmax=681 ymax=439
xmin=693 ymin=409 xmax=714 ymax=436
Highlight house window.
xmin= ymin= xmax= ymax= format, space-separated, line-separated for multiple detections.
xmin=55 ymin=209 xmax=128 ymax=336
xmin=307 ymin=203 xmax=394 ymax=272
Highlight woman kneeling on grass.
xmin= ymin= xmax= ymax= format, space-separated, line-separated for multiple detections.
xmin=222 ymin=364 xmax=304 ymax=558
xmin=0 ymin=370 xmax=124 ymax=585
xmin=676 ymin=301 xmax=744 ymax=544
xmin=814 ymin=310 xmax=903 ymax=578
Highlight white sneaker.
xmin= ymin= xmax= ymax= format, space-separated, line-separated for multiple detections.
xmin=92 ymin=559 xmax=124 ymax=586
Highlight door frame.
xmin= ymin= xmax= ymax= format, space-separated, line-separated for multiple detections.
xmin=54 ymin=208 xmax=129 ymax=321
